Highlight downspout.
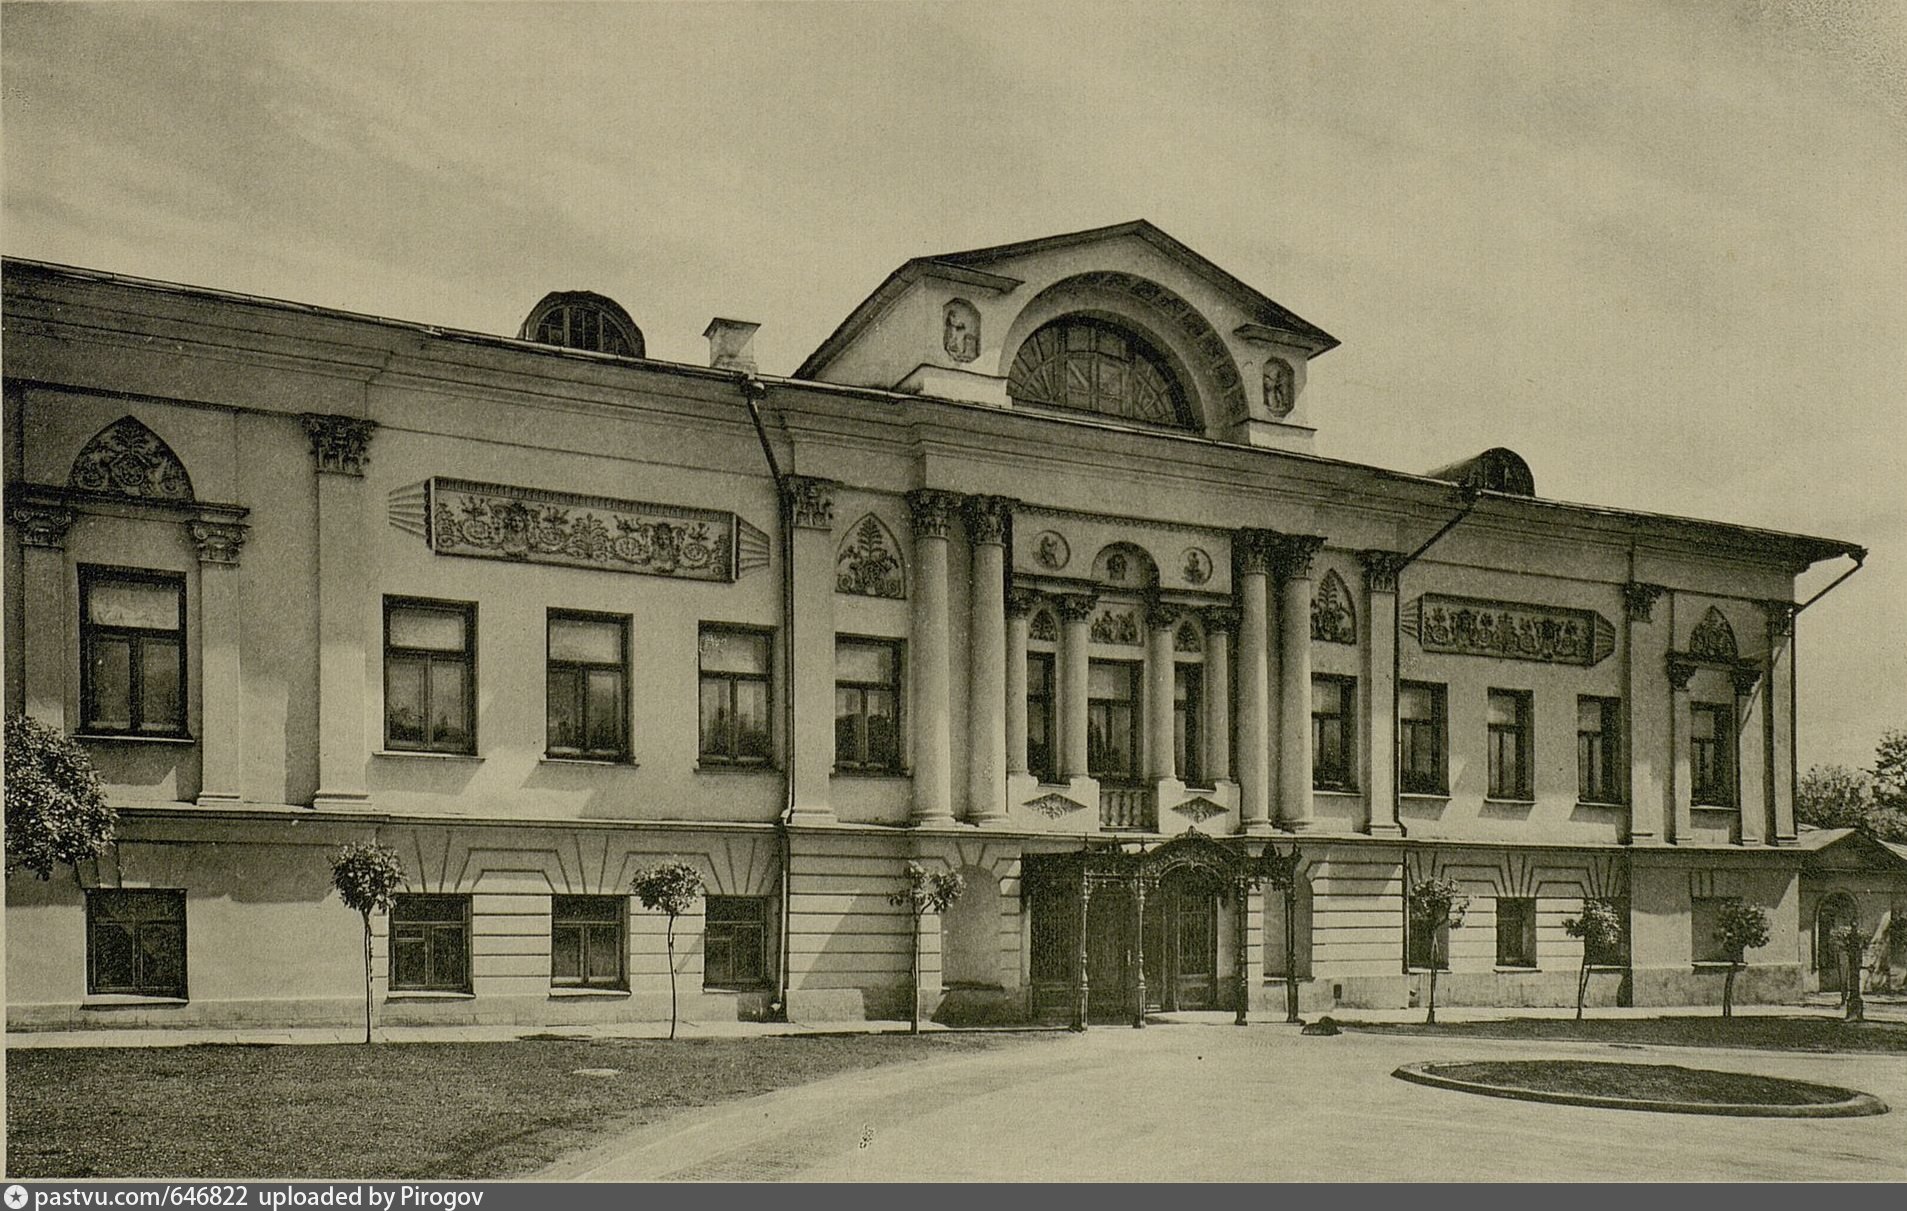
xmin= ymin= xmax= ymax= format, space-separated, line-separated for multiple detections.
xmin=739 ymin=374 xmax=797 ymax=1020
xmin=1389 ymin=485 xmax=1482 ymax=839
xmin=1784 ymin=547 xmax=1867 ymax=825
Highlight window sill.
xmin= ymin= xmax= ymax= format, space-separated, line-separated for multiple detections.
xmin=703 ymin=983 xmax=774 ymax=994
xmin=1691 ymin=804 xmax=1739 ymax=813
xmin=1483 ymin=797 xmax=1537 ymax=807
xmin=1691 ymin=961 xmax=1744 ymax=971
xmin=376 ymin=750 xmax=483 ymax=762
xmin=832 ymin=769 xmax=912 ymax=780
xmin=695 ymin=762 xmax=778 ymax=774
xmin=1403 ymin=967 xmax=1451 ymax=974
xmin=83 ymin=994 xmax=189 ymax=1008
xmin=73 ymin=733 xmax=196 ymax=746
xmin=540 ymin=757 xmax=638 ymax=769
xmin=1313 ymin=785 xmax=1360 ymax=797
xmin=1576 ymin=799 xmax=1627 ymax=809
xmin=1398 ymin=791 xmax=1451 ymax=802
xmin=549 ymin=986 xmax=630 ymax=999
xmin=385 ymin=990 xmax=476 ymax=1001
xmin=1494 ymin=965 xmax=1541 ymax=973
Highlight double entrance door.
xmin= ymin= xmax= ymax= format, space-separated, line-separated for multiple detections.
xmin=1083 ymin=870 xmax=1220 ymax=1021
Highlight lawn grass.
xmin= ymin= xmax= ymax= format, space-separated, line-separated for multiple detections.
xmin=1351 ymin=1014 xmax=1907 ymax=1053
xmin=1424 ymin=1060 xmax=1860 ymax=1105
xmin=6 ymin=1032 xmax=1044 ymax=1180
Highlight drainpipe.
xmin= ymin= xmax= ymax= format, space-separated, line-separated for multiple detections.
xmin=739 ymin=374 xmax=797 ymax=1020
xmin=1389 ymin=485 xmax=1482 ymax=838
xmin=1784 ymin=547 xmax=1867 ymax=825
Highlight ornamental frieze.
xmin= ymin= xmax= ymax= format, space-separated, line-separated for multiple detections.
xmin=1171 ymin=796 xmax=1227 ymax=824
xmin=392 ymin=478 xmax=769 ymax=581
xmin=1023 ymin=792 xmax=1089 ymax=820
xmin=1403 ymin=594 xmax=1615 ymax=667
xmin=1090 ymin=608 xmax=1142 ymax=646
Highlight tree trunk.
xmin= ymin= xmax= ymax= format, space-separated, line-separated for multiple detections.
xmin=1845 ymin=947 xmax=1865 ymax=1022
xmin=909 ymin=909 xmax=922 ymax=1035
xmin=1426 ymin=965 xmax=1438 ymax=1025
xmin=666 ymin=917 xmax=678 ymax=1040
xmin=1576 ymin=959 xmax=1589 ymax=1022
xmin=361 ymin=911 xmax=373 ymax=1046
xmin=1722 ymin=964 xmax=1737 ymax=1018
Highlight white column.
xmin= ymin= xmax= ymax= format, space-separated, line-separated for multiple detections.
xmin=1202 ymin=606 xmax=1237 ymax=786
xmin=906 ymin=489 xmax=960 ymax=826
xmin=1235 ymin=533 xmax=1273 ymax=835
xmin=1623 ymin=583 xmax=1669 ymax=845
xmin=1056 ymin=592 xmax=1096 ymax=781
xmin=1765 ymin=602 xmax=1798 ymax=844
xmin=1005 ymin=588 xmax=1038 ymax=777
xmin=965 ymin=496 xmax=1012 ymax=825
xmin=1734 ymin=664 xmax=1765 ymax=846
xmin=1145 ymin=597 xmax=1179 ymax=782
xmin=9 ymin=505 xmax=76 ymax=730
xmin=1274 ymin=534 xmax=1325 ymax=832
xmin=191 ymin=520 xmax=249 ymax=806
xmin=1361 ymin=550 xmax=1406 ymax=836
xmin=303 ymin=415 xmax=377 ymax=812
xmin=788 ymin=476 xmax=838 ymax=823
xmin=1668 ymin=655 xmax=1695 ymax=844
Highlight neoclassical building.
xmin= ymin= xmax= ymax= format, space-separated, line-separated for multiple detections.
xmin=5 ymin=222 xmax=1895 ymax=1031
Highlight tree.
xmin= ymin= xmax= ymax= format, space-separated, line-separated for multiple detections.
xmin=1408 ymin=877 xmax=1468 ymax=1025
xmin=5 ymin=713 xmax=116 ymax=881
xmin=330 ymin=842 xmax=406 ymax=1044
xmin=1713 ymin=899 xmax=1771 ymax=1018
xmin=631 ymin=860 xmax=704 ymax=1039
xmin=1829 ymin=921 xmax=1868 ymax=1023
xmin=888 ymin=861 xmax=965 ymax=1034
xmin=1798 ymin=731 xmax=1907 ymax=844
xmin=1562 ymin=899 xmax=1625 ymax=1021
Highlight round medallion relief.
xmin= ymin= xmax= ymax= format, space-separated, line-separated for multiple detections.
xmin=1033 ymin=531 xmax=1070 ymax=571
xmin=1181 ymin=547 xmax=1213 ymax=585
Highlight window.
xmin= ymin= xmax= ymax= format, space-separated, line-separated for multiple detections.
xmin=546 ymin=611 xmax=629 ymax=760
xmin=1691 ymin=896 xmax=1740 ymax=964
xmin=704 ymin=896 xmax=770 ymax=988
xmin=1583 ymin=897 xmax=1630 ymax=967
xmin=698 ymin=626 xmax=773 ymax=765
xmin=1486 ymin=689 xmax=1533 ymax=799
xmin=1027 ymin=652 xmax=1058 ymax=783
xmin=1007 ymin=317 xmax=1193 ymax=428
xmin=1691 ymin=703 xmax=1735 ymax=807
xmin=390 ymin=895 xmax=471 ymax=992
xmin=87 ymin=889 xmax=185 ymax=997
xmin=1495 ymin=898 xmax=1537 ymax=968
xmin=1406 ymin=912 xmax=1449 ymax=971
xmin=521 ymin=292 xmax=644 ymax=358
xmin=834 ymin=637 xmax=902 ymax=773
xmin=1087 ymin=661 xmax=1141 ymax=782
xmin=79 ymin=567 xmax=186 ymax=736
xmin=1312 ymin=675 xmax=1356 ymax=790
xmin=1398 ymin=682 xmax=1447 ymax=794
xmin=1577 ymin=696 xmax=1622 ymax=803
xmin=384 ymin=598 xmax=476 ymax=754
xmin=551 ymin=895 xmax=625 ymax=989
xmin=1175 ymin=663 xmax=1205 ymax=787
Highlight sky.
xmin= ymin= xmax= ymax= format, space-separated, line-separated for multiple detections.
xmin=3 ymin=1 xmax=1902 ymax=772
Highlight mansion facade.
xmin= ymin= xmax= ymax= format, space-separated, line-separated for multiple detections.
xmin=5 ymin=222 xmax=1900 ymax=1032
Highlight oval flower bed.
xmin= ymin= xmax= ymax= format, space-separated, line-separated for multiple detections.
xmin=1393 ymin=1060 xmax=1888 ymax=1118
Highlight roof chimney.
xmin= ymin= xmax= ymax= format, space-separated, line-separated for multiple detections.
xmin=703 ymin=318 xmax=761 ymax=373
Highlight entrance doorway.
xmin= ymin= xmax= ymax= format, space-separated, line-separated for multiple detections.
xmin=1816 ymin=893 xmax=1859 ymax=992
xmin=1155 ymin=867 xmax=1220 ymax=1010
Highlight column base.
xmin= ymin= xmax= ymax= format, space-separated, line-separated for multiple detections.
xmin=1366 ymin=821 xmax=1403 ymax=837
xmin=788 ymin=806 xmax=838 ymax=825
xmin=195 ymin=792 xmax=244 ymax=808
xmin=910 ymin=814 xmax=957 ymax=829
xmin=1238 ymin=820 xmax=1276 ymax=836
xmin=968 ymin=812 xmax=1012 ymax=829
xmin=312 ymin=790 xmax=375 ymax=813
xmin=1771 ymin=834 xmax=1800 ymax=847
xmin=1283 ymin=817 xmax=1326 ymax=834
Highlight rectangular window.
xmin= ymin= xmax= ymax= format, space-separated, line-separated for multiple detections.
xmin=547 ymin=612 xmax=629 ymax=761
xmin=87 ymin=889 xmax=186 ymax=997
xmin=834 ymin=637 xmax=903 ymax=773
xmin=1486 ymin=689 xmax=1533 ymax=800
xmin=1577 ymin=696 xmax=1623 ymax=804
xmin=1406 ymin=913 xmax=1449 ymax=971
xmin=550 ymin=895 xmax=626 ymax=989
xmin=1175 ymin=663 xmax=1205 ymax=787
xmin=1495 ymin=897 xmax=1537 ymax=968
xmin=1311 ymin=674 xmax=1356 ymax=790
xmin=703 ymin=896 xmax=770 ymax=988
xmin=390 ymin=894 xmax=471 ymax=992
xmin=1027 ymin=652 xmax=1058 ymax=783
xmin=384 ymin=598 xmax=476 ymax=754
xmin=1087 ymin=660 xmax=1140 ymax=783
xmin=1691 ymin=703 xmax=1735 ymax=807
xmin=1691 ymin=896 xmax=1739 ymax=964
xmin=1583 ymin=897 xmax=1630 ymax=967
xmin=698 ymin=626 xmax=773 ymax=765
xmin=1398 ymin=682 xmax=1447 ymax=795
xmin=80 ymin=567 xmax=187 ymax=736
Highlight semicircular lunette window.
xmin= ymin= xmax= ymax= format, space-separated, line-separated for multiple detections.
xmin=535 ymin=304 xmax=637 ymax=356
xmin=1008 ymin=319 xmax=1193 ymax=428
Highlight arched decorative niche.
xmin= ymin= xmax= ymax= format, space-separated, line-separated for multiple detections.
xmin=1689 ymin=607 xmax=1738 ymax=661
xmin=1091 ymin=541 xmax=1158 ymax=591
xmin=1028 ymin=606 xmax=1060 ymax=645
xmin=1311 ymin=569 xmax=1356 ymax=645
xmin=835 ymin=513 xmax=906 ymax=599
xmin=1174 ymin=617 xmax=1205 ymax=655
xmin=68 ymin=416 xmax=195 ymax=501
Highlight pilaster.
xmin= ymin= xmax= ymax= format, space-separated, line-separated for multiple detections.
xmin=1764 ymin=601 xmax=1798 ymax=845
xmin=191 ymin=520 xmax=249 ymax=806
xmin=1005 ymin=588 xmax=1039 ymax=777
xmin=1624 ymin=582 xmax=1669 ymax=844
xmin=1361 ymin=549 xmax=1407 ymax=836
xmin=1667 ymin=653 xmax=1697 ymax=844
xmin=9 ymin=504 xmax=76 ymax=730
xmin=303 ymin=414 xmax=377 ymax=811
xmin=789 ymin=475 xmax=839 ymax=823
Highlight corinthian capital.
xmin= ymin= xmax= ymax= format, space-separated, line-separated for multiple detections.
xmin=786 ymin=475 xmax=838 ymax=531
xmin=906 ymin=489 xmax=962 ymax=541
xmin=1359 ymin=549 xmax=1409 ymax=594
xmin=962 ymin=495 xmax=1014 ymax=546
xmin=1266 ymin=533 xmax=1326 ymax=581
xmin=300 ymin=414 xmax=377 ymax=476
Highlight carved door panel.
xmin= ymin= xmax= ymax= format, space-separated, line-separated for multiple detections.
xmin=1086 ymin=888 xmax=1135 ymax=1022
xmin=1161 ymin=872 xmax=1219 ymax=1010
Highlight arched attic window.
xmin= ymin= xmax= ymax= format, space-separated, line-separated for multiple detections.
xmin=1008 ymin=317 xmax=1193 ymax=429
xmin=519 ymin=291 xmax=645 ymax=358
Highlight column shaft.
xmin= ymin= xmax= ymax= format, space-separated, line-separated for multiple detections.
xmin=1735 ymin=667 xmax=1765 ymax=846
xmin=1146 ymin=608 xmax=1177 ymax=782
xmin=1274 ymin=537 xmax=1323 ymax=831
xmin=1668 ymin=656 xmax=1695 ymax=844
xmin=1361 ymin=551 xmax=1404 ymax=836
xmin=907 ymin=490 xmax=959 ymax=825
xmin=1235 ymin=540 xmax=1272 ymax=834
xmin=1005 ymin=591 xmax=1036 ymax=777
xmin=1057 ymin=596 xmax=1094 ymax=781
xmin=965 ymin=497 xmax=1011 ymax=824
xmin=1202 ymin=610 xmax=1235 ymax=785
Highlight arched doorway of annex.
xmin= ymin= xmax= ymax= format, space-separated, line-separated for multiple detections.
xmin=1815 ymin=892 xmax=1861 ymax=993
xmin=994 ymin=271 xmax=1248 ymax=439
xmin=938 ymin=863 xmax=1017 ymax=1023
